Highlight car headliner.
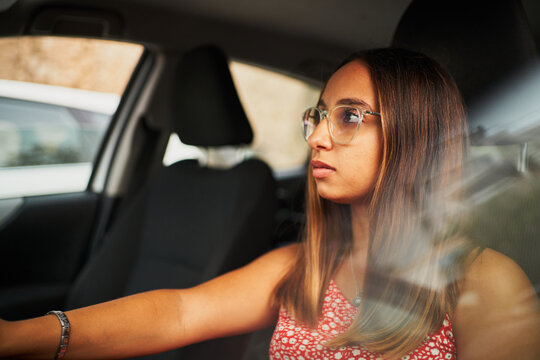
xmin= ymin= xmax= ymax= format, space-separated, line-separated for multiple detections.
xmin=1 ymin=0 xmax=538 ymax=81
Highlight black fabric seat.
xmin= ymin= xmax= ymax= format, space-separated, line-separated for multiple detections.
xmin=66 ymin=45 xmax=278 ymax=359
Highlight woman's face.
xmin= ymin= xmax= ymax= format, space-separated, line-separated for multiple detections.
xmin=308 ymin=60 xmax=383 ymax=206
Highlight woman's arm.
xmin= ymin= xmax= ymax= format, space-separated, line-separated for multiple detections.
xmin=453 ymin=248 xmax=540 ymax=360
xmin=0 ymin=244 xmax=297 ymax=360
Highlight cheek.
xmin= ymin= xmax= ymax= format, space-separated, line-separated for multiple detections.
xmin=354 ymin=129 xmax=383 ymax=175
xmin=347 ymin=131 xmax=383 ymax=194
xmin=313 ymin=127 xmax=384 ymax=204
xmin=349 ymin=153 xmax=380 ymax=190
xmin=371 ymin=134 xmax=384 ymax=177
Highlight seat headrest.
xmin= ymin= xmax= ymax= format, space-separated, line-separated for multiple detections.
xmin=170 ymin=45 xmax=253 ymax=147
xmin=392 ymin=0 xmax=537 ymax=107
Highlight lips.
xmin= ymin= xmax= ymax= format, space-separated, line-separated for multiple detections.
xmin=311 ymin=160 xmax=336 ymax=179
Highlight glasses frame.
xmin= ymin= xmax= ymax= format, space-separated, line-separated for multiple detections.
xmin=302 ymin=105 xmax=381 ymax=145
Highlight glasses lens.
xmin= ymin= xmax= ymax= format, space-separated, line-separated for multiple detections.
xmin=329 ymin=106 xmax=361 ymax=143
xmin=302 ymin=107 xmax=320 ymax=140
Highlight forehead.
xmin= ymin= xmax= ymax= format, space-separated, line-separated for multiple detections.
xmin=321 ymin=60 xmax=377 ymax=110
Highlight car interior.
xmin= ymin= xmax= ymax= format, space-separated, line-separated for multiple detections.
xmin=0 ymin=0 xmax=539 ymax=359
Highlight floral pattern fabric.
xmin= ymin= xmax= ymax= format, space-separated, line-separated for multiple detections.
xmin=269 ymin=280 xmax=456 ymax=360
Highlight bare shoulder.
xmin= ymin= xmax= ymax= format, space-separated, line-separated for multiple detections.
xmin=252 ymin=242 xmax=300 ymax=263
xmin=457 ymin=248 xmax=539 ymax=316
xmin=461 ymin=248 xmax=536 ymax=302
xmin=249 ymin=243 xmax=299 ymax=271
xmin=196 ymin=242 xmax=300 ymax=292
xmin=454 ymin=248 xmax=540 ymax=359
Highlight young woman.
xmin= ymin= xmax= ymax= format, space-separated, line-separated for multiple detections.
xmin=1 ymin=48 xmax=539 ymax=360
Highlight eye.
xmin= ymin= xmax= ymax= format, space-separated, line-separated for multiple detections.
xmin=338 ymin=107 xmax=360 ymax=124
xmin=308 ymin=109 xmax=321 ymax=125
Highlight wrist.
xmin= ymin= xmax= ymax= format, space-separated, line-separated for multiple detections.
xmin=0 ymin=316 xmax=61 ymax=359
xmin=46 ymin=311 xmax=70 ymax=360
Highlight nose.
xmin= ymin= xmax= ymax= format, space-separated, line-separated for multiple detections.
xmin=307 ymin=117 xmax=333 ymax=151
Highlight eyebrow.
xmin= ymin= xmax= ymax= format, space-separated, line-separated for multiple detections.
xmin=317 ymin=98 xmax=375 ymax=111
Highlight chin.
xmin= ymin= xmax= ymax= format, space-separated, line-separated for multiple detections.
xmin=317 ymin=191 xmax=351 ymax=205
xmin=318 ymin=192 xmax=373 ymax=208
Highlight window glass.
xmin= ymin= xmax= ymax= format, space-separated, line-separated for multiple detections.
xmin=465 ymin=141 xmax=540 ymax=289
xmin=0 ymin=36 xmax=143 ymax=198
xmin=230 ymin=61 xmax=319 ymax=172
xmin=163 ymin=60 xmax=320 ymax=175
xmin=467 ymin=144 xmax=522 ymax=203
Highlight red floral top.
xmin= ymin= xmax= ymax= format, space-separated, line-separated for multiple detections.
xmin=269 ymin=280 xmax=456 ymax=360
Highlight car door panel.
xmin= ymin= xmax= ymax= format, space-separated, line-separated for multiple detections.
xmin=0 ymin=192 xmax=99 ymax=320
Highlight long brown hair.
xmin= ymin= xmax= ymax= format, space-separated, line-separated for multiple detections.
xmin=275 ymin=48 xmax=472 ymax=357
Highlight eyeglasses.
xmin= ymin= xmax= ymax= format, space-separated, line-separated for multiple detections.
xmin=302 ymin=105 xmax=381 ymax=144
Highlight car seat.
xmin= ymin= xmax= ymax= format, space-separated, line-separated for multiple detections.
xmin=65 ymin=45 xmax=278 ymax=359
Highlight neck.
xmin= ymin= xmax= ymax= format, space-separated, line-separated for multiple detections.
xmin=332 ymin=202 xmax=370 ymax=301
xmin=350 ymin=203 xmax=370 ymax=254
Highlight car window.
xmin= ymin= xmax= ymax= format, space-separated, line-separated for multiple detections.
xmin=163 ymin=60 xmax=320 ymax=176
xmin=0 ymin=36 xmax=143 ymax=198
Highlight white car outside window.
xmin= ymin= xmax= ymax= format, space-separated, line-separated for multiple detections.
xmin=0 ymin=80 xmax=119 ymax=198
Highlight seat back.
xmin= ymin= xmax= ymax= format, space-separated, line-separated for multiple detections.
xmin=392 ymin=0 xmax=537 ymax=111
xmin=66 ymin=45 xmax=278 ymax=359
